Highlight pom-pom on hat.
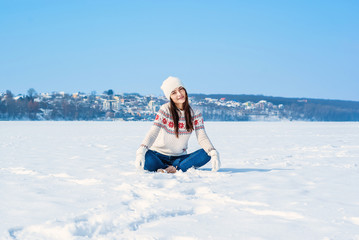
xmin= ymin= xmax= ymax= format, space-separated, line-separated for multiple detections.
xmin=161 ymin=76 xmax=185 ymax=100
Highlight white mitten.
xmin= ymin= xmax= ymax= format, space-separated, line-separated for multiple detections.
xmin=135 ymin=147 xmax=147 ymax=170
xmin=209 ymin=149 xmax=221 ymax=172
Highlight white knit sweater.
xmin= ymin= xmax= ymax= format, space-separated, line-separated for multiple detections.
xmin=141 ymin=103 xmax=215 ymax=156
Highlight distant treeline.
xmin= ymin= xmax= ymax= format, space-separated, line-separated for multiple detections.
xmin=190 ymin=94 xmax=359 ymax=121
xmin=0 ymin=90 xmax=104 ymax=120
xmin=1 ymin=90 xmax=359 ymax=121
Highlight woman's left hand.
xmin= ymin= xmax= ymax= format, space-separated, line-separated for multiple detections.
xmin=209 ymin=150 xmax=221 ymax=172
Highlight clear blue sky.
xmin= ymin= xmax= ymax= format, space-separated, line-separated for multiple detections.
xmin=1 ymin=0 xmax=358 ymax=101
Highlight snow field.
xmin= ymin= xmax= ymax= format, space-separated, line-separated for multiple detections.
xmin=1 ymin=121 xmax=359 ymax=239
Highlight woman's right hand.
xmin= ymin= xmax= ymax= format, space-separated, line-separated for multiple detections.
xmin=135 ymin=147 xmax=147 ymax=170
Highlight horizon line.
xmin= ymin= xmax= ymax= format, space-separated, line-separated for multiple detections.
xmin=1 ymin=89 xmax=358 ymax=103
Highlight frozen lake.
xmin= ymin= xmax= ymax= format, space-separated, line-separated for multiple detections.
xmin=1 ymin=121 xmax=359 ymax=239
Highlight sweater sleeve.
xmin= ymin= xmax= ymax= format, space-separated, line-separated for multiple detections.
xmin=140 ymin=105 xmax=168 ymax=149
xmin=193 ymin=111 xmax=215 ymax=154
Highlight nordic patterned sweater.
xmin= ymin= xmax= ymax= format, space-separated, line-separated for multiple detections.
xmin=141 ymin=103 xmax=215 ymax=156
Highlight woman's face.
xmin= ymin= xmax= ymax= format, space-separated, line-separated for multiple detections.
xmin=170 ymin=86 xmax=186 ymax=107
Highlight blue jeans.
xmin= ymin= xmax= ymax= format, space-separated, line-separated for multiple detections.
xmin=144 ymin=149 xmax=211 ymax=172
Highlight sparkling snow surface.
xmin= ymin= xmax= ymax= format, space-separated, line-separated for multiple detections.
xmin=1 ymin=121 xmax=359 ymax=240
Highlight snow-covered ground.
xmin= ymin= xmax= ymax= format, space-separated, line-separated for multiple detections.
xmin=1 ymin=121 xmax=359 ymax=240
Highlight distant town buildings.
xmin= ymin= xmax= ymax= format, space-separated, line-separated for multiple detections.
xmin=0 ymin=90 xmax=288 ymax=121
xmin=192 ymin=97 xmax=284 ymax=121
xmin=2 ymin=90 xmax=356 ymax=121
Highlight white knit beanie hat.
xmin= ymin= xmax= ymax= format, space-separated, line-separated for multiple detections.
xmin=160 ymin=76 xmax=185 ymax=100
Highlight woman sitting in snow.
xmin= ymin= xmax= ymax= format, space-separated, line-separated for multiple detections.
xmin=135 ymin=76 xmax=220 ymax=173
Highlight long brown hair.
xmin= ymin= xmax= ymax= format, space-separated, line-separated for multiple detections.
xmin=169 ymin=88 xmax=194 ymax=137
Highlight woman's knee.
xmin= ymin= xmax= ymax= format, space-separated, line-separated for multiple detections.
xmin=144 ymin=150 xmax=164 ymax=171
xmin=196 ymin=149 xmax=211 ymax=161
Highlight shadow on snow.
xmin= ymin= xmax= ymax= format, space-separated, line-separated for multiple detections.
xmin=200 ymin=168 xmax=293 ymax=173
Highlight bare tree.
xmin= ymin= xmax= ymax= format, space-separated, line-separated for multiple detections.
xmin=27 ymin=88 xmax=37 ymax=99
